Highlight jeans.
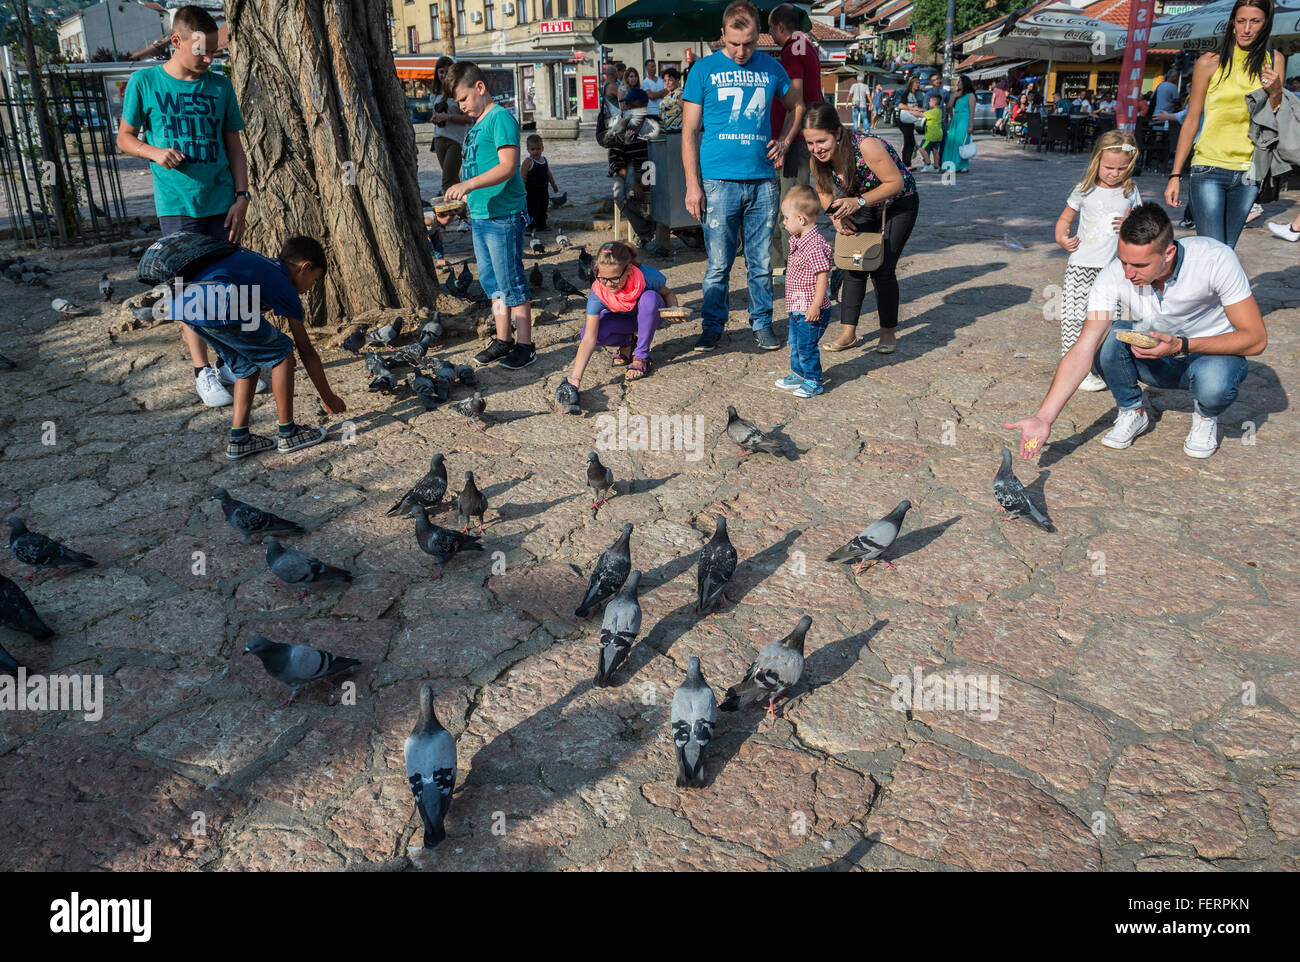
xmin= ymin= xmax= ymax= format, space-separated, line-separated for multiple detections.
xmin=898 ymin=120 xmax=917 ymax=167
xmin=470 ymin=213 xmax=530 ymax=307
xmin=788 ymin=310 xmax=831 ymax=386
xmin=701 ymin=177 xmax=779 ymax=336
xmin=852 ymin=106 xmax=869 ymax=131
xmin=772 ymin=139 xmax=811 ymax=272
xmin=1097 ymin=320 xmax=1248 ymax=418
xmin=192 ymin=317 xmax=294 ymax=381
xmin=160 ymin=214 xmax=228 ymax=239
xmin=1188 ymin=165 xmax=1258 ymax=249
xmin=584 ymin=290 xmax=664 ymax=359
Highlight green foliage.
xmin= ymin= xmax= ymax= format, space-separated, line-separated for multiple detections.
xmin=1 ymin=8 xmax=62 ymax=64
xmin=911 ymin=0 xmax=1021 ymax=55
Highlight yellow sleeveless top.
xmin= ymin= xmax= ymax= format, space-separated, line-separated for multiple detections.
xmin=1193 ymin=45 xmax=1260 ymax=171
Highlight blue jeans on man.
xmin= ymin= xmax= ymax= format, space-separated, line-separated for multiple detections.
xmin=700 ymin=177 xmax=779 ymax=339
xmin=1097 ymin=320 xmax=1248 ymax=418
xmin=852 ymin=106 xmax=869 ymax=131
xmin=1188 ymin=165 xmax=1258 ymax=250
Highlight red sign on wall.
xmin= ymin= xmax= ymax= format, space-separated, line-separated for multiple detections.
xmin=1117 ymin=0 xmax=1158 ymax=130
xmin=582 ymin=74 xmax=599 ymax=109
xmin=540 ymin=20 xmax=573 ymax=34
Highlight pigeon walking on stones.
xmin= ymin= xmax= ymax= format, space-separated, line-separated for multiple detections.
xmin=51 ymin=297 xmax=85 ymax=320
xmin=341 ymin=325 xmax=366 ymax=353
xmin=529 ymin=264 xmax=544 ymax=288
xmin=696 ymin=516 xmax=738 ymax=614
xmin=212 ymin=488 xmax=304 ymax=545
xmin=457 ymin=471 xmax=488 ymax=534
xmin=725 ymin=406 xmax=785 ymax=458
xmin=826 ymin=500 xmax=913 ymax=573
xmin=7 ymin=517 xmax=97 ymax=577
xmin=529 ymin=236 xmax=544 ymax=256
xmin=264 ymin=537 xmax=352 ymax=589
xmin=552 ymin=270 xmax=581 ymax=297
xmin=387 ymin=453 xmax=447 ymax=517
xmin=556 ymin=233 xmax=571 ymax=250
xmin=586 ymin=451 xmax=614 ymax=510
xmin=993 ymin=448 xmax=1055 ymax=532
xmin=98 ymin=274 xmax=114 ymax=302
xmin=412 ymin=507 xmax=483 ymax=578
xmin=390 ymin=330 xmax=436 ymax=367
xmin=575 ymin=523 xmax=633 ymax=618
xmin=0 ymin=574 xmax=53 ymax=641
xmin=672 ymin=657 xmax=717 ymax=787
xmin=452 ymin=392 xmax=486 ymax=430
xmin=555 ymin=378 xmax=580 ymax=415
xmin=719 ymin=615 xmax=811 ymax=718
xmin=594 ymin=570 xmax=642 ymax=687
xmin=365 ymin=316 xmax=404 ymax=347
xmin=243 ymin=635 xmax=361 ymax=706
xmin=405 ymin=683 xmax=457 ymax=848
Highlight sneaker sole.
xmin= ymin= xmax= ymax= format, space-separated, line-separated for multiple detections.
xmin=278 ymin=429 xmax=327 ymax=454
xmin=692 ymin=341 xmax=720 ymax=352
xmin=226 ymin=443 xmax=274 ymax=460
xmin=201 ymin=394 xmax=235 ymax=407
xmin=1183 ymin=442 xmax=1218 ymax=459
xmin=774 ymin=379 xmax=802 ymax=390
xmin=1100 ymin=421 xmax=1149 ymax=449
xmin=499 ymin=354 xmax=537 ymax=370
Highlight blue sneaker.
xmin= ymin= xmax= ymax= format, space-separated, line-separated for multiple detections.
xmin=793 ymin=379 xmax=824 ymax=398
xmin=775 ymin=374 xmax=803 ymax=390
xmin=693 ymin=330 xmax=721 ymax=352
xmin=754 ymin=327 xmax=782 ymax=351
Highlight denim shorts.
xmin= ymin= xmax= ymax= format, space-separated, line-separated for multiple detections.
xmin=159 ymin=214 xmax=229 ymax=239
xmin=192 ymin=316 xmax=294 ymax=380
xmin=471 ymin=214 xmax=530 ymax=308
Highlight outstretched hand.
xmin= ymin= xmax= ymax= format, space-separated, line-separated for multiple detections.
xmin=1002 ymin=416 xmax=1052 ymax=461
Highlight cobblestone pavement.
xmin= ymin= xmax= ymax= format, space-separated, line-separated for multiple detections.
xmin=1 ymin=131 xmax=1298 ymax=872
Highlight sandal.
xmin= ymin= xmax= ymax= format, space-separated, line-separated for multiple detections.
xmin=625 ymin=356 xmax=653 ymax=381
xmin=611 ymin=345 xmax=632 ymax=366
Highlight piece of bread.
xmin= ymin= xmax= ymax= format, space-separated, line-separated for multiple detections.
xmin=659 ymin=306 xmax=689 ymax=319
xmin=1115 ymin=330 xmax=1159 ymax=349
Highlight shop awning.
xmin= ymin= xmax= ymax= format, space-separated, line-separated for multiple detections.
xmin=966 ymin=59 xmax=1032 ymax=80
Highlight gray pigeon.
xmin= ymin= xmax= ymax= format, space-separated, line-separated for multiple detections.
xmin=719 ymin=615 xmax=811 ymax=716
xmin=556 ymin=233 xmax=571 ymax=250
xmin=726 ymin=406 xmax=784 ymax=457
xmin=388 ymin=454 xmax=447 ymax=517
xmin=575 ymin=523 xmax=632 ymax=618
xmin=413 ymin=507 xmax=483 ymax=578
xmin=696 ymin=516 xmax=738 ymax=614
xmin=389 ymin=331 xmax=436 ymax=367
xmin=586 ymin=451 xmax=614 ymax=510
xmin=409 ymin=366 xmax=439 ymax=410
xmin=363 ymin=352 xmax=385 ymax=375
xmin=368 ymin=361 xmax=398 ymax=393
xmin=452 ymin=392 xmax=486 ymax=430
xmin=264 ymin=536 xmax=352 ymax=588
xmin=51 ymin=297 xmax=85 ymax=319
xmin=433 ymin=359 xmax=456 ymax=402
xmin=212 ymin=488 xmax=304 ymax=545
xmin=454 ymin=363 xmax=476 ymax=387
xmin=131 ymin=304 xmax=164 ymax=323
xmin=529 ymin=236 xmax=544 ymax=256
xmin=7 ymin=517 xmax=97 ymax=574
xmin=456 ymin=472 xmax=488 ymax=534
xmin=555 ymin=378 xmax=580 ymax=415
xmin=243 ymin=635 xmax=361 ymax=705
xmin=405 ymin=683 xmax=457 ymax=848
xmin=671 ymin=657 xmax=717 ymax=787
xmin=421 ymin=314 xmax=444 ymax=341
xmin=993 ymin=449 xmax=1055 ymax=532
xmin=365 ymin=316 xmax=404 ymax=347
xmin=826 ymin=500 xmax=912 ymax=573
xmin=594 ymin=570 xmax=642 ymax=687
xmin=341 ymin=325 xmax=366 ymax=353
xmin=98 ymin=273 xmax=114 ymax=302
xmin=455 ymin=263 xmax=473 ymax=295
xmin=0 ymin=574 xmax=53 ymax=641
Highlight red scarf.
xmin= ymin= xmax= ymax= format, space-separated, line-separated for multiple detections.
xmin=591 ymin=265 xmax=646 ymax=314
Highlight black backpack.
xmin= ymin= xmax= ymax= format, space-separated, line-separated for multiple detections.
xmin=137 ymin=232 xmax=238 ymax=285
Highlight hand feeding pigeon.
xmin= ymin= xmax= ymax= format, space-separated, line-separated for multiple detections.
xmin=671 ymin=657 xmax=717 ymax=787
xmin=387 ymin=453 xmax=448 ymax=517
xmin=98 ymin=274 xmax=114 ymax=302
xmin=365 ymin=316 xmax=404 ymax=347
xmin=555 ymin=378 xmax=580 ymax=415
xmin=726 ymin=405 xmax=785 ymax=458
xmin=574 ymin=523 xmax=632 ymax=618
xmin=7 ymin=517 xmax=97 ymax=575
xmin=341 ymin=325 xmax=366 ymax=353
xmin=243 ymin=635 xmax=361 ymax=706
xmin=452 ymin=392 xmax=486 ymax=430
xmin=826 ymin=500 xmax=913 ymax=573
xmin=552 ymin=270 xmax=581 ymax=297
xmin=412 ymin=507 xmax=483 ymax=578
xmin=696 ymin=516 xmax=738 ymax=614
xmin=264 ymin=536 xmax=352 ymax=588
xmin=0 ymin=574 xmax=53 ymax=641
xmin=528 ymin=264 xmax=544 ymax=288
xmin=405 ymin=683 xmax=457 ymax=848
xmin=586 ymin=451 xmax=614 ymax=510
xmin=457 ymin=471 xmax=488 ymax=534
xmin=51 ymin=297 xmax=85 ymax=319
xmin=993 ymin=448 xmax=1055 ymax=532
xmin=212 ymin=488 xmax=304 ymax=545
xmin=594 ymin=570 xmax=642 ymax=687
xmin=719 ymin=615 xmax=811 ymax=717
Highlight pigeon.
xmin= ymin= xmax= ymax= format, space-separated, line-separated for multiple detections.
xmin=421 ymin=314 xmax=444 ymax=341
xmin=528 ymin=264 xmax=544 ymax=288
xmin=405 ymin=683 xmax=457 ymax=848
xmin=0 ymin=353 xmax=15 ymax=370
xmin=555 ymin=378 xmax=580 ymax=415
xmin=387 ymin=454 xmax=447 ymax=517
xmin=549 ymin=191 xmax=567 ymax=207
xmin=455 ymin=263 xmax=473 ymax=296
xmin=671 ymin=657 xmax=717 ymax=787
xmin=993 ymin=448 xmax=1055 ymax=532
xmin=409 ymin=368 xmax=440 ymax=410
xmin=457 ymin=471 xmax=488 ymax=534
xmin=51 ymin=297 xmax=85 ymax=319
xmin=363 ymin=352 xmax=385 ymax=376
xmin=7 ymin=517 xmax=97 ymax=575
xmin=586 ymin=451 xmax=614 ymax=510
xmin=98 ymin=273 xmax=114 ymax=302
xmin=136 ymin=219 xmax=157 ymax=233
xmin=452 ymin=392 xmax=486 ymax=430
xmin=726 ymin=405 xmax=785 ymax=458
xmin=0 ymin=641 xmax=20 ymax=676
xmin=529 ymin=236 xmax=544 ymax=256
xmin=130 ymin=304 xmax=163 ymax=323
xmin=243 ymin=635 xmax=361 ymax=706
xmin=389 ymin=331 xmax=436 ymax=367
xmin=454 ymin=364 xmax=476 ymax=387
xmin=212 ymin=488 xmax=304 ymax=545
xmin=556 ymin=234 xmax=571 ymax=251
xmin=23 ymin=272 xmax=48 ymax=288
xmin=368 ymin=362 xmax=398 ymax=393
xmin=574 ymin=523 xmax=632 ymax=618
xmin=719 ymin=615 xmax=811 ymax=717
xmin=365 ymin=315 xmax=404 ymax=347
xmin=341 ymin=325 xmax=366 ymax=353
xmin=826 ymin=500 xmax=913 ymax=573
xmin=552 ymin=270 xmax=581 ymax=297
xmin=576 ymin=247 xmax=594 ymax=283
xmin=3 ymin=265 xmax=21 ymax=284
xmin=264 ymin=536 xmax=352 ymax=588
xmin=594 ymin=570 xmax=642 ymax=687
xmin=433 ymin=359 xmax=457 ymax=399
xmin=696 ymin=516 xmax=738 ymax=614
xmin=412 ymin=507 xmax=483 ymax=578
xmin=0 ymin=574 xmax=53 ymax=641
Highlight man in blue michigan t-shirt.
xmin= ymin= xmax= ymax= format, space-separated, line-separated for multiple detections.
xmin=682 ymin=0 xmax=804 ymax=352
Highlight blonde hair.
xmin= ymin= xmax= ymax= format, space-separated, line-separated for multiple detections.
xmin=596 ymin=240 xmax=639 ymax=271
xmin=783 ymin=185 xmax=821 ymax=221
xmin=1077 ymin=130 xmax=1139 ymax=198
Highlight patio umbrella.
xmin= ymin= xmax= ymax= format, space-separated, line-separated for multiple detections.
xmin=592 ymin=0 xmax=810 ymax=45
xmin=1150 ymin=0 xmax=1300 ymax=54
xmin=961 ymin=3 xmax=1129 ymax=89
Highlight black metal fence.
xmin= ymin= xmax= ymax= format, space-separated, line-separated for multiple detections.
xmin=0 ymin=65 xmax=129 ymax=247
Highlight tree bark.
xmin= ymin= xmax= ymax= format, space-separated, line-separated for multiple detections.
xmin=228 ymin=0 xmax=438 ymax=326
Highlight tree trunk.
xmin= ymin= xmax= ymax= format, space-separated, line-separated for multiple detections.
xmin=228 ymin=0 xmax=438 ymax=326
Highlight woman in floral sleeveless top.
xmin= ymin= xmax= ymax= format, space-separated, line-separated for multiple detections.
xmin=802 ymin=102 xmax=919 ymax=354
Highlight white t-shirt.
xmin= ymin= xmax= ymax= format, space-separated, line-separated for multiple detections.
xmin=641 ymin=75 xmax=666 ymax=116
xmin=850 ymin=82 xmax=870 ymax=108
xmin=1066 ymin=183 xmax=1141 ymax=268
xmin=1087 ymin=236 xmax=1252 ymax=339
xmin=432 ymin=94 xmax=467 ymax=146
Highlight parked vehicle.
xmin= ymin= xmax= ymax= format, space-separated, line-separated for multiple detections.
xmin=971 ymin=90 xmax=996 ymax=132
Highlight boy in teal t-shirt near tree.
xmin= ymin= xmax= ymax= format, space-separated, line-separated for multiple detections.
xmin=117 ymin=4 xmax=252 ymax=409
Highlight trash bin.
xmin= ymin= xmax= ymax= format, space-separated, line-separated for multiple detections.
xmin=647 ymin=132 xmax=697 ymax=232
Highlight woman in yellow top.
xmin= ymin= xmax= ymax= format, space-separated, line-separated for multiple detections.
xmin=1165 ymin=0 xmax=1285 ymax=248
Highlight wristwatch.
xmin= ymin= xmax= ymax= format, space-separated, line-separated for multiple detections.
xmin=235 ymin=190 xmax=250 ymax=199
xmin=857 ymin=195 xmax=867 ymax=207
xmin=1175 ymin=336 xmax=1189 ymax=357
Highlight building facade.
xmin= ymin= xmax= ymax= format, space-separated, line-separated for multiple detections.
xmin=58 ymin=0 xmax=171 ymax=62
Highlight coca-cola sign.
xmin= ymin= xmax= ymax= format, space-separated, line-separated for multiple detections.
xmin=1161 ymin=24 xmax=1195 ymax=40
xmin=1063 ymin=29 xmax=1099 ymax=41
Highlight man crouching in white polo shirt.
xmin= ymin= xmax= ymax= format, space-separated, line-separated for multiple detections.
xmin=1007 ymin=203 xmax=1266 ymax=461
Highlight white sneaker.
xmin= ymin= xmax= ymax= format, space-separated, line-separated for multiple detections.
xmin=196 ymin=367 xmax=234 ymax=407
xmin=1184 ymin=410 xmax=1219 ymax=459
xmin=216 ymin=362 xmax=271 ymax=393
xmin=1100 ymin=405 xmax=1149 ymax=449
xmin=1267 ymin=221 xmax=1300 ymax=242
xmin=1079 ymin=372 xmax=1108 ymax=392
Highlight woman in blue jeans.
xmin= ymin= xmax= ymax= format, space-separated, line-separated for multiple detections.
xmin=1164 ymin=0 xmax=1286 ymax=248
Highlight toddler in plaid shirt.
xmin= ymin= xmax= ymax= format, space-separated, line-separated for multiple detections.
xmin=776 ymin=186 xmax=833 ymax=398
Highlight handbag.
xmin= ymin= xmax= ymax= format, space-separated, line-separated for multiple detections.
xmin=959 ymin=133 xmax=977 ymax=160
xmin=833 ymin=204 xmax=888 ymax=273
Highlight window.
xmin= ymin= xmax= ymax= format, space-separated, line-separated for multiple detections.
xmin=407 ymin=25 xmax=418 ymax=53
xmin=598 ymin=0 xmax=612 ymax=17
xmin=575 ymin=0 xmax=585 ymax=15
xmin=558 ymin=0 xmax=567 ymax=16
xmin=485 ymin=0 xmax=495 ymax=29
xmin=457 ymin=0 xmax=466 ymax=34
xmin=430 ymin=5 xmax=441 ymax=39
xmin=541 ymin=0 xmax=553 ymax=18
xmin=518 ymin=0 xmax=528 ymax=24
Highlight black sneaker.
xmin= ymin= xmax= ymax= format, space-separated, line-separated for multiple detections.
xmin=693 ymin=330 xmax=721 ymax=352
xmin=226 ymin=432 xmax=275 ymax=460
xmin=475 ymin=337 xmax=514 ymax=365
xmin=499 ymin=342 xmax=537 ymax=369
xmin=754 ymin=327 xmax=782 ymax=351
